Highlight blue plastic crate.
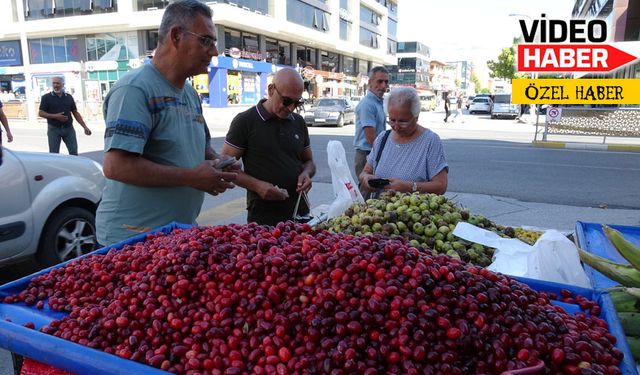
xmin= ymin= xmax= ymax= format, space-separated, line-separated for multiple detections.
xmin=575 ymin=221 xmax=640 ymax=290
xmin=0 ymin=222 xmax=192 ymax=375
xmin=0 ymin=224 xmax=636 ymax=374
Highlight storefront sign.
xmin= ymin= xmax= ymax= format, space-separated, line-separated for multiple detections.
xmin=210 ymin=56 xmax=275 ymax=74
xmin=227 ymin=47 xmax=263 ymax=61
xmin=0 ymin=41 xmax=22 ymax=67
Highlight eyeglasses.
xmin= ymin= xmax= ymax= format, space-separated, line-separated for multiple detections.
xmin=273 ymin=85 xmax=304 ymax=108
xmin=386 ymin=117 xmax=415 ymax=126
xmin=183 ymin=30 xmax=217 ymax=49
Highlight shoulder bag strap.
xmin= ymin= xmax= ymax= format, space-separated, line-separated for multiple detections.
xmin=375 ymin=130 xmax=391 ymax=164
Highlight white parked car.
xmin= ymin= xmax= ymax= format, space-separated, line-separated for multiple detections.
xmin=0 ymin=148 xmax=105 ymax=267
xmin=469 ymin=97 xmax=493 ymax=114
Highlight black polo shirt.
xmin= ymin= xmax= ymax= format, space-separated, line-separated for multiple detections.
xmin=39 ymin=91 xmax=77 ymax=127
xmin=225 ymin=99 xmax=311 ymax=225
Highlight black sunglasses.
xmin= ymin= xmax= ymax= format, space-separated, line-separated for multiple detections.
xmin=273 ymin=85 xmax=304 ymax=107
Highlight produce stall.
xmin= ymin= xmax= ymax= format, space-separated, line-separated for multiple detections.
xmin=0 ymin=194 xmax=638 ymax=374
xmin=576 ymin=221 xmax=640 ymax=367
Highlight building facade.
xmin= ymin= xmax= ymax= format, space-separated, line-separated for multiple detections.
xmin=386 ymin=41 xmax=430 ymax=93
xmin=0 ymin=0 xmax=399 ymax=120
xmin=571 ymin=0 xmax=640 ymax=78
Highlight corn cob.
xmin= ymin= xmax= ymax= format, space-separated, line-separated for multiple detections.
xmin=603 ymin=225 xmax=640 ymax=270
xmin=578 ymin=248 xmax=640 ymax=288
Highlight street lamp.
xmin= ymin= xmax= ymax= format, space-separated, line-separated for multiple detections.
xmin=508 ymin=13 xmax=537 ymax=80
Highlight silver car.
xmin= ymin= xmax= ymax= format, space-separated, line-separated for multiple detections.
xmin=304 ymin=98 xmax=355 ymax=127
xmin=469 ymin=97 xmax=493 ymax=114
xmin=0 ymin=148 xmax=104 ymax=267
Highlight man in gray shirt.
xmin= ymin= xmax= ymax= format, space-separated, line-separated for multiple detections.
xmin=353 ymin=66 xmax=389 ymax=198
xmin=96 ymin=0 xmax=237 ymax=245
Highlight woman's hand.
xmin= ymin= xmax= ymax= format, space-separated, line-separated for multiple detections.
xmin=385 ymin=178 xmax=412 ymax=192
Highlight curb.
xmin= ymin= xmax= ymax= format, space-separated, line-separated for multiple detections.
xmin=532 ymin=141 xmax=640 ymax=152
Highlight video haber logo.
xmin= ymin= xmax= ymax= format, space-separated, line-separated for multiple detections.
xmin=516 ymin=14 xmax=637 ymax=72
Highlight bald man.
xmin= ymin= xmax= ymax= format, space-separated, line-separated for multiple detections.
xmin=222 ymin=68 xmax=316 ymax=226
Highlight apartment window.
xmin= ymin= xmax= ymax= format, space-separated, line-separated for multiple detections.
xmin=387 ymin=39 xmax=397 ymax=55
xmin=86 ymin=32 xmax=139 ymax=61
xmin=339 ymin=19 xmax=350 ymax=41
xmin=296 ymin=45 xmax=316 ymax=67
xmin=29 ymin=36 xmax=80 ymax=64
xmin=343 ymin=56 xmax=355 ymax=75
xmin=359 ymin=28 xmax=380 ymax=49
xmin=266 ymin=39 xmax=291 ymax=65
xmin=320 ymin=51 xmax=338 ymax=72
xmin=287 ymin=0 xmax=330 ymax=33
xmin=278 ymin=41 xmax=291 ymax=65
xmin=360 ymin=5 xmax=381 ymax=27
xmin=242 ymin=32 xmax=259 ymax=53
xmin=340 ymin=0 xmax=348 ymax=8
xmin=221 ymin=0 xmax=268 ymax=14
xmin=24 ymin=0 xmax=116 ymax=19
xmin=388 ymin=1 xmax=397 ymax=17
xmin=136 ymin=0 xmax=168 ymax=11
xmin=388 ymin=19 xmax=397 ymax=38
xmin=358 ymin=60 xmax=369 ymax=75
xmin=224 ymin=29 xmax=242 ymax=50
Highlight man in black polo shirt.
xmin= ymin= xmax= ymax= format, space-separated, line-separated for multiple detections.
xmin=222 ymin=68 xmax=316 ymax=226
xmin=38 ymin=76 xmax=92 ymax=155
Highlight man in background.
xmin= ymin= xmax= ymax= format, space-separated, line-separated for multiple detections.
xmin=38 ymin=76 xmax=92 ymax=155
xmin=353 ymin=66 xmax=389 ymax=198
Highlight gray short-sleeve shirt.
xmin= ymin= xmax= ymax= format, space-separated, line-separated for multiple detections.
xmin=367 ymin=129 xmax=448 ymax=182
xmin=96 ymin=63 xmax=208 ymax=245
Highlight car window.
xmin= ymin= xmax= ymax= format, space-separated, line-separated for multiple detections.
xmin=318 ymin=99 xmax=340 ymax=106
xmin=493 ymin=95 xmax=511 ymax=104
xmin=473 ymin=98 xmax=488 ymax=103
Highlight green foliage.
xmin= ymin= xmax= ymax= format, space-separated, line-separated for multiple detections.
xmin=470 ymin=72 xmax=482 ymax=93
xmin=487 ymin=46 xmax=516 ymax=80
xmin=480 ymin=87 xmax=491 ymax=94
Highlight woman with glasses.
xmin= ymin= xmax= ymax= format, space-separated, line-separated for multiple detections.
xmin=360 ymin=87 xmax=448 ymax=196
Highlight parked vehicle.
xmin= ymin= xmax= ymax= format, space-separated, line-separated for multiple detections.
xmin=469 ymin=97 xmax=493 ymax=114
xmin=448 ymin=96 xmax=458 ymax=106
xmin=0 ymin=149 xmax=105 ymax=267
xmin=465 ymin=95 xmax=475 ymax=109
xmin=304 ymin=97 xmax=355 ymax=127
xmin=419 ymin=94 xmax=437 ymax=111
xmin=491 ymin=94 xmax=520 ymax=119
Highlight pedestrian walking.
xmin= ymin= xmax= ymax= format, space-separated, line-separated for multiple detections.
xmin=452 ymin=93 xmax=464 ymax=123
xmin=353 ymin=66 xmax=389 ymax=199
xmin=443 ymin=92 xmax=450 ymax=123
xmin=96 ymin=0 xmax=238 ymax=245
xmin=38 ymin=76 xmax=92 ymax=155
xmin=0 ymin=100 xmax=13 ymax=145
xmin=222 ymin=68 xmax=316 ymax=226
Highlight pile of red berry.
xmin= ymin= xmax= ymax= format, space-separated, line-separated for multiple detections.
xmin=3 ymin=222 xmax=622 ymax=374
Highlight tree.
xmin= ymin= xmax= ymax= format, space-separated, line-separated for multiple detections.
xmin=470 ymin=72 xmax=482 ymax=93
xmin=487 ymin=46 xmax=517 ymax=80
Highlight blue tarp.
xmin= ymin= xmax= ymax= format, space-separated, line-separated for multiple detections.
xmin=575 ymin=221 xmax=640 ymax=290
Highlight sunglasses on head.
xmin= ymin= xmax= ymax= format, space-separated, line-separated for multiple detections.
xmin=273 ymin=85 xmax=304 ymax=107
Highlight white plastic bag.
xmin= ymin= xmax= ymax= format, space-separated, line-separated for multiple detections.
xmin=326 ymin=141 xmax=364 ymax=219
xmin=525 ymin=230 xmax=591 ymax=288
xmin=453 ymin=222 xmax=590 ymax=288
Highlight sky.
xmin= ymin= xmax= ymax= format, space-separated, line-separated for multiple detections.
xmin=397 ymin=0 xmax=576 ymax=66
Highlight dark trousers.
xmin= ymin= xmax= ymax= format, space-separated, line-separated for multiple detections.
xmin=354 ymin=149 xmax=371 ymax=199
xmin=48 ymin=124 xmax=78 ymax=155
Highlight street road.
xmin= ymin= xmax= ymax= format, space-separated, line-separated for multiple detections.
xmin=7 ymin=108 xmax=640 ymax=210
